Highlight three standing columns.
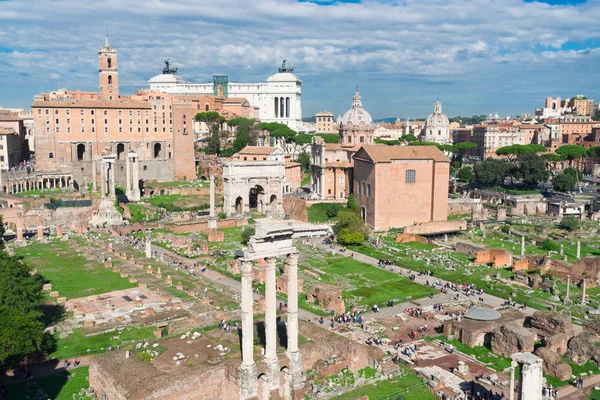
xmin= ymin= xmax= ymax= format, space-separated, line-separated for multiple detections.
xmin=239 ymin=253 xmax=304 ymax=399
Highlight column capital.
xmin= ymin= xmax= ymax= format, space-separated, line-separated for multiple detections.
xmin=240 ymin=259 xmax=253 ymax=274
xmin=265 ymin=256 xmax=277 ymax=270
xmin=287 ymin=252 xmax=299 ymax=265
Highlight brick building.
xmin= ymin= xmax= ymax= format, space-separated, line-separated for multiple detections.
xmin=353 ymin=146 xmax=450 ymax=231
xmin=30 ymin=39 xmax=223 ymax=191
xmin=0 ymin=113 xmax=27 ymax=170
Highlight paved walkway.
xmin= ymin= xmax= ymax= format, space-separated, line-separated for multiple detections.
xmin=557 ymin=373 xmax=600 ymax=399
xmin=1 ymin=356 xmax=92 ymax=384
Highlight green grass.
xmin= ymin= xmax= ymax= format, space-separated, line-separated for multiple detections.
xmin=333 ymin=365 xmax=435 ymax=400
xmin=146 ymin=194 xmax=209 ymax=212
xmin=6 ymin=366 xmax=89 ymax=400
xmin=51 ymin=326 xmax=157 ymax=359
xmin=13 ymin=188 xmax=64 ymax=197
xmin=127 ymin=204 xmax=161 ymax=223
xmin=591 ymin=389 xmax=600 ymax=400
xmin=307 ymin=202 xmax=345 ymax=223
xmin=13 ymin=240 xmax=136 ymax=299
xmin=564 ymin=356 xmax=600 ymax=376
xmin=432 ymin=335 xmax=513 ymax=372
xmin=301 ymin=174 xmax=311 ymax=186
xmin=304 ymin=255 xmax=435 ymax=309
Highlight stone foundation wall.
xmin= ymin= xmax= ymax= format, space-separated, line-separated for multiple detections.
xmin=542 ymin=257 xmax=600 ymax=287
xmin=282 ymin=197 xmax=308 ymax=222
xmin=455 ymin=242 xmax=485 ymax=258
xmin=394 ymin=233 xmax=433 ymax=245
xmin=474 ymin=249 xmax=513 ymax=267
xmin=404 ymin=220 xmax=466 ymax=235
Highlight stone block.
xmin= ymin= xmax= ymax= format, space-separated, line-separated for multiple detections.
xmin=160 ymin=295 xmax=171 ymax=302
xmin=176 ymin=282 xmax=184 ymax=291
xmin=83 ymin=318 xmax=95 ymax=328
xmin=207 ymin=228 xmax=224 ymax=243
xmin=145 ymin=308 xmax=156 ymax=316
xmin=112 ymin=267 xmax=120 ymax=273
xmin=129 ymin=277 xmax=138 ymax=283
xmin=491 ymin=324 xmax=535 ymax=357
xmin=57 ymin=297 xmax=67 ymax=304
xmin=138 ymin=282 xmax=148 ymax=290
xmin=42 ymin=283 xmax=53 ymax=291
xmin=50 ymin=291 xmax=60 ymax=298
xmin=120 ymin=272 xmax=129 ymax=278
xmin=104 ymin=261 xmax=112 ymax=268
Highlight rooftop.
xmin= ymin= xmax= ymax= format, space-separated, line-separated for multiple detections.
xmin=354 ymin=145 xmax=450 ymax=163
xmin=464 ymin=306 xmax=502 ymax=321
xmin=235 ymin=146 xmax=278 ymax=156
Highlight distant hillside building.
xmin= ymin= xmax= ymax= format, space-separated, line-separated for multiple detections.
xmin=316 ymin=111 xmax=335 ymax=133
xmin=149 ymin=60 xmax=303 ymax=130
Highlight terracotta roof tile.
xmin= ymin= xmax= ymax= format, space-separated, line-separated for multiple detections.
xmin=236 ymin=146 xmax=277 ymax=155
xmin=354 ymin=145 xmax=450 ymax=163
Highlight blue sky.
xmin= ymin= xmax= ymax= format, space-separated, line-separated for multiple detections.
xmin=0 ymin=0 xmax=599 ymax=119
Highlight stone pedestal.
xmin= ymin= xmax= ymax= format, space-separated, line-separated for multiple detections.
xmin=208 ymin=174 xmax=218 ymax=229
xmin=582 ymin=278 xmax=587 ymax=305
xmin=520 ymin=236 xmax=525 ymax=257
xmin=37 ymin=226 xmax=44 ymax=240
xmin=577 ymin=241 xmax=581 ymax=260
xmin=145 ymin=240 xmax=152 ymax=258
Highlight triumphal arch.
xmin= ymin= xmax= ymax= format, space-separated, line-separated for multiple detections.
xmin=222 ymin=149 xmax=285 ymax=218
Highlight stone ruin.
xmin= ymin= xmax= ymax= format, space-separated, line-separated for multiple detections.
xmin=306 ymin=282 xmax=345 ymax=315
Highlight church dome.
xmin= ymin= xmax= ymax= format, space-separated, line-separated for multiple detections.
xmin=425 ymin=100 xmax=449 ymax=128
xmin=341 ymin=88 xmax=373 ymax=126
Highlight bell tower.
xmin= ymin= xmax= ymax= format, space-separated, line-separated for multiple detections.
xmin=98 ymin=37 xmax=118 ymax=101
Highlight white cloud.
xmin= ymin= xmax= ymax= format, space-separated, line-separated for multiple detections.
xmin=0 ymin=0 xmax=599 ymax=117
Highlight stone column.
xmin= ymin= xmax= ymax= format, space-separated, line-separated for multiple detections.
xmin=208 ymin=174 xmax=217 ymax=229
xmin=132 ymin=154 xmax=140 ymax=201
xmin=101 ymin=162 xmax=107 ymax=197
xmin=56 ymin=225 xmax=63 ymax=237
xmin=565 ymin=275 xmax=570 ymax=304
xmin=577 ymin=241 xmax=581 ymax=260
xmin=37 ymin=226 xmax=44 ymax=240
xmin=109 ymin=160 xmax=115 ymax=197
xmin=125 ymin=153 xmax=131 ymax=198
xmin=239 ymin=259 xmax=258 ymax=399
xmin=582 ymin=278 xmax=587 ymax=305
xmin=264 ymin=256 xmax=280 ymax=390
xmin=286 ymin=252 xmax=304 ymax=389
xmin=509 ymin=360 xmax=517 ymax=400
xmin=16 ymin=226 xmax=23 ymax=242
xmin=145 ymin=239 xmax=152 ymax=259
xmin=520 ymin=236 xmax=525 ymax=257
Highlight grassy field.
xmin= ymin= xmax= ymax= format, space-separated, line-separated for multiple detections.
xmin=145 ymin=194 xmax=211 ymax=212
xmin=13 ymin=188 xmax=65 ymax=197
xmin=303 ymin=253 xmax=435 ymax=309
xmin=334 ymin=365 xmax=434 ymax=400
xmin=127 ymin=204 xmax=161 ymax=223
xmin=307 ymin=202 xmax=345 ymax=223
xmin=433 ymin=335 xmax=513 ymax=372
xmin=51 ymin=326 xmax=157 ymax=359
xmin=7 ymin=366 xmax=89 ymax=400
xmin=13 ymin=240 xmax=136 ymax=299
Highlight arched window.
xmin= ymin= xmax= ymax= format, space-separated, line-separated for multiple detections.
xmin=108 ymin=75 xmax=113 ymax=85
xmin=77 ymin=143 xmax=86 ymax=161
xmin=205 ymin=104 xmax=209 ymax=111
xmin=49 ymin=152 xmax=54 ymax=159
xmin=405 ymin=169 xmax=416 ymax=183
xmin=107 ymin=58 xmax=112 ymax=68
xmin=154 ymin=143 xmax=162 ymax=159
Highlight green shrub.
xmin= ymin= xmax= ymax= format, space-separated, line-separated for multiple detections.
xmin=501 ymin=224 xmax=511 ymax=234
xmin=241 ymin=227 xmax=255 ymax=244
xmin=136 ymin=352 xmax=152 ymax=363
xmin=559 ymin=215 xmax=581 ymax=231
xmin=337 ymin=228 xmax=365 ymax=246
xmin=326 ymin=204 xmax=340 ymax=218
xmin=347 ymin=194 xmax=357 ymax=210
xmin=218 ymin=211 xmax=227 ymax=220
xmin=541 ymin=239 xmax=560 ymax=252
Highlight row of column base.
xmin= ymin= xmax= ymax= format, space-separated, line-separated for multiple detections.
xmin=239 ymin=352 xmax=304 ymax=400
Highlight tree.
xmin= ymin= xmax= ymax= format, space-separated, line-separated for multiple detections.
xmin=347 ymin=194 xmax=357 ymax=210
xmin=559 ymin=215 xmax=581 ymax=231
xmin=495 ymin=144 xmax=533 ymax=163
xmin=517 ymin=153 xmax=548 ymax=187
xmin=0 ymin=215 xmax=5 ymax=244
xmin=563 ymin=167 xmax=583 ymax=181
xmin=333 ymin=209 xmax=369 ymax=239
xmin=315 ymin=133 xmax=340 ymax=144
xmin=524 ymin=144 xmax=548 ymax=154
xmin=556 ymin=145 xmax=587 ymax=174
xmin=240 ymin=226 xmax=255 ymax=245
xmin=541 ymin=239 xmax=560 ymax=252
xmin=448 ymin=142 xmax=477 ymax=168
xmin=473 ymin=159 xmax=510 ymax=187
xmin=0 ymin=251 xmax=52 ymax=370
xmin=552 ymin=173 xmax=576 ymax=192
xmin=457 ymin=166 xmax=473 ymax=182
xmin=326 ymin=205 xmax=340 ymax=219
xmin=196 ymin=112 xmax=226 ymax=155
xmin=542 ymin=153 xmax=565 ymax=175
xmin=296 ymin=152 xmax=310 ymax=172
xmin=400 ymin=134 xmax=417 ymax=142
